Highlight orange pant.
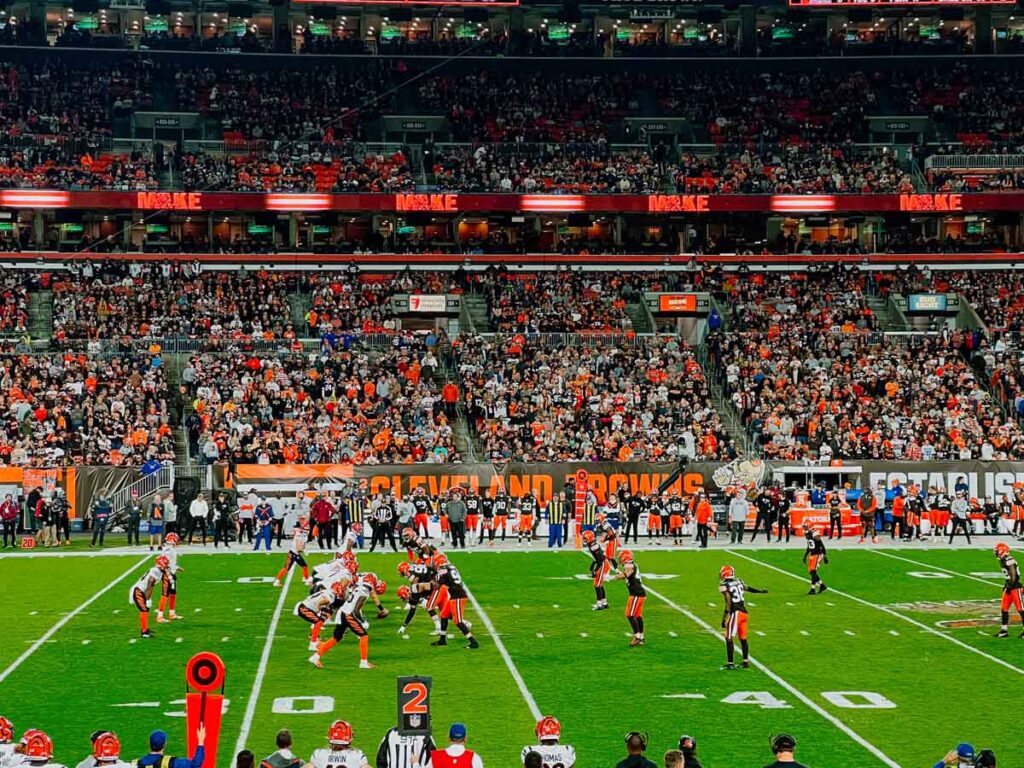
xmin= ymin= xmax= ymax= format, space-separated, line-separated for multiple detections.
xmin=440 ymin=597 xmax=466 ymax=623
xmin=725 ymin=611 xmax=748 ymax=641
xmin=427 ymin=585 xmax=450 ymax=612
xmin=593 ymin=560 xmax=611 ymax=587
xmin=519 ymin=514 xmax=533 ymax=532
xmin=807 ymin=555 xmax=820 ymax=573
xmin=1002 ymin=588 xmax=1024 ymax=612
xmin=625 ymin=595 xmax=646 ymax=618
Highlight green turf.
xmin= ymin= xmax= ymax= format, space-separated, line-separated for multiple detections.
xmin=1 ymin=546 xmax=1021 ymax=767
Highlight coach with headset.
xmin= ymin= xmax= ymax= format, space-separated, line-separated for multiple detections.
xmin=764 ymin=734 xmax=808 ymax=767
xmin=615 ymin=732 xmax=656 ymax=768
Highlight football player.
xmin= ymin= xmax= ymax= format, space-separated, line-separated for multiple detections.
xmin=411 ymin=488 xmax=433 ymax=540
xmin=802 ymin=525 xmax=829 ymax=595
xmin=341 ymin=522 xmax=362 ymax=553
xmin=309 ymin=721 xmax=370 ymax=768
xmin=88 ymin=732 xmax=133 ymax=768
xmin=582 ymin=529 xmax=611 ymax=611
xmin=295 ymin=581 xmax=347 ymax=651
xmin=155 ymin=534 xmax=183 ymax=624
xmin=309 ymin=572 xmax=385 ymax=669
xmin=130 ymin=556 xmax=169 ymax=638
xmin=0 ymin=717 xmax=15 ymax=768
xmin=274 ymin=517 xmax=311 ymax=587
xmin=994 ymin=542 xmax=1024 ymax=638
xmin=718 ymin=565 xmax=768 ymax=669
xmin=430 ymin=553 xmax=479 ymax=649
xmin=311 ymin=551 xmax=353 ymax=592
xmin=520 ymin=717 xmax=575 ymax=768
xmin=395 ymin=561 xmax=428 ymax=636
xmin=18 ymin=731 xmax=65 ymax=768
xmin=612 ymin=550 xmax=646 ymax=646
xmin=596 ymin=513 xmax=619 ymax=566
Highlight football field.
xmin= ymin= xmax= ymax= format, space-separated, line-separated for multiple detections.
xmin=1 ymin=544 xmax=1021 ymax=767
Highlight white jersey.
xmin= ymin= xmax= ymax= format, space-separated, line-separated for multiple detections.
xmin=295 ymin=587 xmax=337 ymax=617
xmin=309 ymin=747 xmax=368 ymax=768
xmin=342 ymin=530 xmax=359 ymax=551
xmin=129 ymin=566 xmax=162 ymax=601
xmin=81 ymin=761 xmax=133 ymax=768
xmin=1 ymin=743 xmax=21 ymax=768
xmin=337 ymin=581 xmax=371 ymax=619
xmin=160 ymin=544 xmax=179 ymax=572
xmin=290 ymin=528 xmax=308 ymax=555
xmin=520 ymin=744 xmax=576 ymax=768
xmin=314 ymin=560 xmax=348 ymax=588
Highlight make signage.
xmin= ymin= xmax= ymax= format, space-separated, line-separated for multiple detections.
xmin=397 ymin=676 xmax=432 ymax=736
xmin=657 ymin=294 xmax=698 ymax=313
xmin=394 ymin=193 xmax=458 ymax=212
xmin=898 ymin=194 xmax=963 ymax=212
xmin=136 ymin=192 xmax=203 ymax=211
xmin=647 ymin=194 xmax=711 ymax=213
xmin=185 ymin=652 xmax=225 ymax=768
xmin=408 ymin=295 xmax=448 ymax=313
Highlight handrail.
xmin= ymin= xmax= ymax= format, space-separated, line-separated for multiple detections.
xmin=926 ymin=154 xmax=1024 ymax=170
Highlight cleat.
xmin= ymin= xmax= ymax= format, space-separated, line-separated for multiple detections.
xmin=466 ymin=637 xmax=480 ymax=650
xmin=431 ymin=638 xmax=448 ymax=647
xmin=308 ymin=641 xmax=319 ymax=651
xmin=740 ymin=661 xmax=750 ymax=669
xmin=359 ymin=660 xmax=377 ymax=669
xmin=302 ymin=578 xmax=312 ymax=586
xmin=273 ymin=579 xmax=282 ymax=587
xmin=171 ymin=614 xmax=183 ymax=620
xmin=157 ymin=615 xmax=168 ymax=623
xmin=807 ymin=589 xmax=817 ymax=595
xmin=141 ymin=630 xmax=154 ymax=638
xmin=430 ymin=627 xmax=443 ymax=635
xmin=721 ymin=663 xmax=735 ymax=670
xmin=629 ymin=637 xmax=641 ymax=647
xmin=1019 ymin=630 xmax=1024 ymax=639
xmin=995 ymin=630 xmax=1009 ymax=638
xmin=397 ymin=626 xmax=407 ymax=636
xmin=819 ymin=584 xmax=828 ymax=593
xmin=308 ymin=654 xmax=323 ymax=668
xmin=591 ymin=603 xmax=609 ymax=612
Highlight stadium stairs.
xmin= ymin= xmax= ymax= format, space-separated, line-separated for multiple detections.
xmin=288 ymin=291 xmax=310 ymax=331
xmin=626 ymin=300 xmax=654 ymax=334
xmin=463 ymin=293 xmax=492 ymax=333
xmin=28 ymin=288 xmax=54 ymax=340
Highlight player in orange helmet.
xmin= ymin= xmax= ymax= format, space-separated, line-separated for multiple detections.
xmin=274 ymin=517 xmax=311 ymax=587
xmin=994 ymin=542 xmax=1024 ymax=638
xmin=0 ymin=716 xmax=15 ymax=767
xmin=295 ymin=580 xmax=348 ymax=652
xmin=582 ymin=529 xmax=611 ymax=611
xmin=718 ymin=565 xmax=768 ymax=669
xmin=612 ymin=550 xmax=647 ymax=646
xmin=129 ymin=556 xmax=170 ymax=638
xmin=89 ymin=731 xmax=134 ymax=768
xmin=155 ymin=533 xmax=183 ymax=624
xmin=309 ymin=721 xmax=369 ymax=768
xmin=309 ymin=571 xmax=385 ymax=669
xmin=802 ymin=524 xmax=829 ymax=595
xmin=430 ymin=553 xmax=478 ymax=649
xmin=595 ymin=512 xmax=619 ymax=566
xmin=520 ymin=717 xmax=575 ymax=767
xmin=19 ymin=730 xmax=66 ymax=768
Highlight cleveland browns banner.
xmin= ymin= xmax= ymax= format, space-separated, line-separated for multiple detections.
xmin=211 ymin=461 xmax=739 ymax=504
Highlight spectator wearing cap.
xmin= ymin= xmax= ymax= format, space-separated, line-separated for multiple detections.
xmin=428 ymin=723 xmax=483 ymax=768
xmin=136 ymin=725 xmax=206 ymax=768
xmin=933 ymin=743 xmax=978 ymax=768
xmin=260 ymin=730 xmax=302 ymax=768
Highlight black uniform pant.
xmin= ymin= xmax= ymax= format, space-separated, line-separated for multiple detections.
xmin=370 ymin=521 xmax=398 ymax=552
xmin=480 ymin=518 xmax=495 ymax=543
xmin=127 ymin=515 xmax=141 ymax=546
xmin=316 ymin=522 xmax=331 ymax=549
xmin=623 ymin=515 xmax=640 ymax=544
xmin=238 ymin=518 xmax=254 ymax=543
xmin=828 ymin=515 xmax=842 ymax=539
xmin=214 ymin=518 xmax=232 ymax=547
xmin=730 ymin=521 xmax=744 ymax=543
xmin=948 ymin=518 xmax=972 ymax=544
xmin=187 ymin=516 xmax=207 ymax=544
xmin=450 ymin=520 xmax=466 ymax=549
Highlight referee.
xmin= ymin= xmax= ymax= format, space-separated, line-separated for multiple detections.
xmin=547 ymin=492 xmax=567 ymax=548
xmin=369 ymin=496 xmax=398 ymax=552
xmin=375 ymin=727 xmax=434 ymax=768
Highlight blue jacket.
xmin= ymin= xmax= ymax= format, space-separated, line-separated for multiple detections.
xmin=138 ymin=746 xmax=205 ymax=768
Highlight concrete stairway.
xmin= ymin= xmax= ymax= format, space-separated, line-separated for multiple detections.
xmin=28 ymin=289 xmax=54 ymax=340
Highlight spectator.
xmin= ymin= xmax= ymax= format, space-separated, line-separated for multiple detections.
xmin=615 ymin=733 xmax=656 ymax=768
xmin=663 ymin=751 xmax=683 ymax=768
xmin=259 ymin=730 xmax=301 ymax=768
xmin=90 ymin=495 xmax=112 ymax=547
xmin=764 ymin=734 xmax=807 ymax=768
xmin=234 ymin=752 xmax=254 ymax=768
xmin=136 ymin=727 xmax=205 ymax=768
xmin=429 ymin=723 xmax=483 ymax=768
xmin=1 ymin=493 xmax=17 ymax=547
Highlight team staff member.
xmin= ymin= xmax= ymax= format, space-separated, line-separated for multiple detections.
xmin=312 ymin=495 xmax=335 ymax=550
xmin=948 ymin=492 xmax=972 ymax=544
xmin=546 ymin=492 xmax=567 ymax=549
xmin=728 ymin=489 xmax=748 ymax=544
xmin=890 ymin=490 xmax=906 ymax=540
xmin=614 ymin=733 xmax=656 ymax=768
xmin=774 ymin=489 xmax=791 ymax=543
xmin=237 ymin=492 xmax=256 ymax=545
xmin=623 ymin=492 xmax=643 ymax=544
xmin=763 ymin=735 xmax=808 ymax=768
xmin=126 ymin=492 xmax=143 ymax=547
xmin=857 ymin=488 xmax=877 ymax=544
xmin=91 ymin=494 xmax=113 ymax=547
xmin=827 ymin=493 xmax=843 ymax=540
xmin=0 ymin=494 xmax=17 ymax=548
xmin=136 ymin=727 xmax=206 ymax=768
xmin=213 ymin=492 xmax=235 ymax=549
xmin=430 ymin=724 xmax=483 ymax=768
xmin=187 ymin=493 xmax=208 ymax=545
xmin=752 ymin=490 xmax=773 ymax=542
xmin=253 ymin=497 xmax=274 ymax=551
xmin=447 ymin=492 xmax=467 ymax=550
xmin=694 ymin=492 xmax=712 ymax=549
xmin=479 ymin=493 xmax=495 ymax=545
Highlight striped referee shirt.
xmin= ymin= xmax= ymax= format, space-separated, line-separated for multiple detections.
xmin=374 ymin=728 xmax=434 ymax=768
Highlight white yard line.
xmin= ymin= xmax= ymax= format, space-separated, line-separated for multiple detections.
xmin=645 ymin=586 xmax=902 ymax=768
xmin=231 ymin=569 xmax=294 ymax=766
xmin=870 ymin=550 xmax=1003 ymax=586
xmin=726 ymin=550 xmax=1024 ymax=677
xmin=0 ymin=556 xmax=148 ymax=685
xmin=464 ymin=584 xmax=542 ymax=721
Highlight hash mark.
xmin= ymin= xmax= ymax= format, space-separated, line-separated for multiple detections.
xmin=706 ymin=602 xmax=716 ymax=608
xmin=552 ymin=604 xmax=560 ymax=609
xmin=535 ymin=632 xmax=544 ymax=639
xmin=129 ymin=639 xmax=137 ymax=644
xmin=889 ymin=630 xmax=900 ymax=636
xmin=844 ymin=630 xmax=856 ymax=636
xmin=81 ymin=640 xmax=91 ymax=645
xmin=29 ymin=610 xmax=38 ymax=616
xmin=786 ymin=602 xmax=796 ymax=607
xmin=579 ymin=632 xmax=588 ymax=638
xmin=112 ymin=609 xmax=121 ymax=614
xmin=513 ymin=604 xmax=520 ymax=609
xmin=234 ymin=608 xmax=243 ymax=612
xmin=176 ymin=637 xmax=183 ymax=643
xmin=194 ymin=608 xmax=202 ymax=613
xmin=826 ymin=602 xmax=836 ymax=607
xmin=668 ymin=631 xmax=678 ymax=638
xmin=800 ymin=630 xmax=810 ymax=636
xmin=756 ymin=630 xmax=766 ymax=637
xmin=221 ymin=636 xmax=230 ymax=642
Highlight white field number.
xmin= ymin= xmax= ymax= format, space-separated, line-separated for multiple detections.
xmin=906 ymin=572 xmax=953 ymax=580
xmin=715 ymin=691 xmax=895 ymax=710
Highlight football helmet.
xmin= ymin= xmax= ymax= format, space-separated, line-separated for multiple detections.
xmin=374 ymin=579 xmax=387 ymax=595
xmin=397 ymin=561 xmax=411 ymax=577
xmin=345 ymin=559 xmax=359 ymax=575
xmin=995 ymin=542 xmax=1011 ymax=558
xmin=21 ymin=730 xmax=53 ymax=761
xmin=92 ymin=732 xmax=121 ymax=762
xmin=535 ymin=717 xmax=560 ymax=741
xmin=432 ymin=553 xmax=448 ymax=568
xmin=402 ymin=527 xmax=415 ymax=541
xmin=165 ymin=533 xmax=180 ymax=546
xmin=619 ymin=550 xmax=634 ymax=564
xmin=581 ymin=530 xmax=596 ymax=544
xmin=155 ymin=555 xmax=170 ymax=570
xmin=351 ymin=523 xmax=362 ymax=535
xmin=331 ymin=581 xmax=347 ymax=598
xmin=0 ymin=716 xmax=12 ymax=743
xmin=327 ymin=720 xmax=353 ymax=746
xmin=397 ymin=585 xmax=411 ymax=601
xmin=719 ymin=565 xmax=735 ymax=580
